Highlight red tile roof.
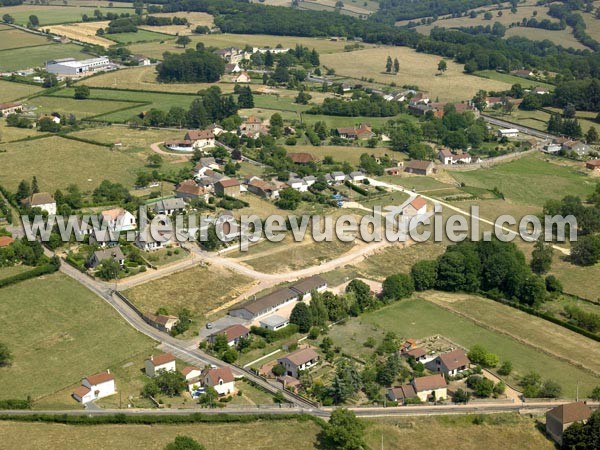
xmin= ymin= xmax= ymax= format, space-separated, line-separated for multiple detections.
xmin=85 ymin=371 xmax=114 ymax=385
xmin=148 ymin=353 xmax=175 ymax=366
xmin=438 ymin=349 xmax=470 ymax=371
xmin=408 ymin=196 xmax=427 ymax=210
xmin=412 ymin=374 xmax=447 ymax=392
xmin=211 ymin=324 xmax=250 ymax=343
xmin=72 ymin=385 xmax=91 ymax=398
xmin=547 ymin=402 xmax=592 ymax=424
xmin=0 ymin=236 xmax=15 ymax=247
xmin=204 ymin=367 xmax=235 ymax=385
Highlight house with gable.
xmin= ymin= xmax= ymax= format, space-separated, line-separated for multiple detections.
xmin=72 ymin=370 xmax=116 ymax=404
xmin=277 ymin=347 xmax=320 ymax=378
xmin=427 ymin=348 xmax=470 ymax=376
xmin=144 ymin=353 xmax=176 ymax=377
xmin=202 ymin=366 xmax=236 ymax=395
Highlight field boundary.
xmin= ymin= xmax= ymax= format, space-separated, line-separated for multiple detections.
xmin=422 ymin=295 xmax=600 ymax=377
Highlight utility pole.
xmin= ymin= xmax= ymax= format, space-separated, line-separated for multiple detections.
xmin=576 ymin=381 xmax=580 ymax=402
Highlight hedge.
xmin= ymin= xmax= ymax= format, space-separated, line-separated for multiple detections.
xmin=0 ymin=399 xmax=31 ymax=410
xmin=0 ymin=262 xmax=60 ymax=289
xmin=0 ymin=412 xmax=320 ymax=426
xmin=344 ymin=180 xmax=369 ymax=196
xmin=250 ymin=324 xmax=299 ymax=343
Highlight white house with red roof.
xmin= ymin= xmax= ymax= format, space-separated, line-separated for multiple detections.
xmin=144 ymin=353 xmax=176 ymax=377
xmin=72 ymin=370 xmax=116 ymax=403
xmin=207 ymin=324 xmax=250 ymax=347
xmin=101 ymin=207 xmax=136 ymax=232
xmin=202 ymin=367 xmax=236 ymax=395
xmin=402 ymin=196 xmax=427 ymax=216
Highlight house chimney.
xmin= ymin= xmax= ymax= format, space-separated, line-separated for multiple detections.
xmin=150 ymin=354 xmax=153 ymax=361
xmin=107 ymin=369 xmax=110 ymax=374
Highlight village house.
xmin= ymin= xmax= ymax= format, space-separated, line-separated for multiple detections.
xmin=152 ymin=198 xmax=187 ymax=215
xmin=202 ymin=366 xmax=236 ymax=396
xmin=22 ymin=192 xmax=56 ymax=215
xmin=198 ymin=157 xmax=221 ymax=170
xmin=384 ymin=167 xmax=402 ymax=176
xmin=224 ymin=62 xmax=242 ymax=74
xmin=438 ymin=149 xmax=474 ymax=165
xmin=412 ymin=374 xmax=448 ymax=402
xmin=497 ymin=128 xmax=519 ymax=139
xmin=145 ymin=313 xmax=179 ymax=333
xmin=214 ymin=47 xmax=244 ymax=63
xmin=404 ymin=160 xmax=435 ymax=176
xmin=207 ymin=123 xmax=225 ymax=136
xmin=402 ymin=196 xmax=427 ymax=216
xmin=545 ymin=402 xmax=592 ymax=445
xmin=72 ymin=370 xmax=116 ymax=404
xmin=135 ymin=226 xmax=173 ymax=252
xmin=131 ymin=54 xmax=151 ymax=66
xmin=259 ymin=314 xmax=290 ymax=331
xmin=89 ymin=228 xmax=120 ymax=248
xmin=0 ymin=101 xmax=23 ymax=116
xmin=510 ymin=69 xmax=533 ymax=78
xmin=241 ymin=115 xmax=264 ymax=137
xmin=288 ymin=177 xmax=309 ymax=192
xmin=164 ymin=139 xmax=193 ymax=151
xmin=408 ymin=102 xmax=445 ymax=118
xmin=409 ymin=92 xmax=430 ymax=105
xmin=101 ymin=207 xmax=136 ymax=232
xmin=182 ymin=366 xmax=202 ymax=382
xmin=543 ymin=142 xmax=562 ymax=154
xmin=586 ymin=159 xmax=600 ymax=171
xmin=233 ymin=72 xmax=252 ymax=83
xmin=144 ymin=353 xmax=176 ymax=377
xmin=386 ymin=385 xmax=417 ymax=404
xmin=348 ymin=171 xmax=366 ymax=182
xmin=88 ymin=246 xmax=125 ymax=269
xmin=532 ymin=86 xmax=550 ymax=95
xmin=326 ymin=171 xmax=347 ymax=185
xmin=336 ymin=123 xmax=374 ymax=140
xmin=247 ymin=177 xmax=279 ymax=199
xmin=562 ymin=140 xmax=591 ymax=156
xmin=402 ymin=347 xmax=428 ymax=362
xmin=277 ymin=347 xmax=320 ymax=378
xmin=207 ymin=324 xmax=250 ymax=347
xmin=184 ymin=130 xmax=216 ymax=150
xmin=428 ymin=349 xmax=470 ymax=376
xmin=278 ymin=375 xmax=301 ymax=393
xmin=214 ymin=178 xmax=241 ymax=197
xmin=175 ymin=179 xmax=209 ymax=202
xmin=303 ymin=175 xmax=317 ymax=187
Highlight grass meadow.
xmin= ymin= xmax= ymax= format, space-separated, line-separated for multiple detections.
xmin=0 ymin=27 xmax=51 ymax=50
xmin=0 ymin=79 xmax=43 ymax=102
xmin=0 ymin=135 xmax=148 ymax=191
xmin=0 ymin=273 xmax=154 ymax=402
xmin=32 ymin=96 xmax=136 ymax=118
xmin=327 ymin=297 xmax=599 ymax=396
xmin=105 ymin=29 xmax=171 ymax=44
xmin=0 ymin=5 xmax=135 ymax=26
xmin=0 ymin=43 xmax=89 ymax=72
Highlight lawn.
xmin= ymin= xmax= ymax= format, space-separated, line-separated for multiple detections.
xmin=450 ymin=153 xmax=596 ymax=207
xmin=123 ymin=265 xmax=254 ymax=320
xmin=0 ymin=28 xmax=52 ymax=51
xmin=300 ymin=113 xmax=409 ymax=128
xmin=0 ymin=5 xmax=135 ymax=26
xmin=0 ymin=264 xmax=32 ymax=280
xmin=320 ymin=46 xmax=512 ymax=102
xmin=79 ymin=65 xmax=236 ymax=94
xmin=0 ymin=79 xmax=44 ymax=102
xmin=0 ymin=419 xmax=321 ymax=450
xmin=106 ymin=29 xmax=171 ymax=44
xmin=328 ymin=297 xmax=599 ymax=396
xmin=32 ymin=95 xmax=136 ymax=118
xmin=504 ymin=26 xmax=586 ymax=51
xmin=67 ymin=126 xmax=182 ymax=150
xmin=0 ymin=135 xmax=149 ymax=191
xmin=127 ymin=33 xmax=360 ymax=59
xmin=0 ymin=273 xmax=155 ymax=402
xmin=0 ymin=43 xmax=90 ymax=72
xmin=549 ymin=253 xmax=600 ymax=302
xmin=365 ymin=415 xmax=554 ymax=450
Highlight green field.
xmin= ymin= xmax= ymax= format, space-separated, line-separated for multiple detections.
xmin=474 ymin=70 xmax=554 ymax=90
xmin=0 ymin=79 xmax=44 ymax=102
xmin=0 ymin=135 xmax=148 ymax=191
xmin=0 ymin=43 xmax=89 ymax=72
xmin=32 ymin=95 xmax=137 ymax=118
xmin=328 ymin=297 xmax=599 ymax=396
xmin=0 ymin=273 xmax=154 ymax=401
xmin=450 ymin=154 xmax=596 ymax=207
xmin=283 ymin=144 xmax=394 ymax=165
xmin=106 ymin=29 xmax=171 ymax=44
xmin=0 ymin=265 xmax=32 ymax=281
xmin=0 ymin=28 xmax=51 ymax=51
xmin=0 ymin=419 xmax=322 ymax=450
xmin=0 ymin=5 xmax=135 ymax=26
xmin=48 ymin=87 xmax=198 ymax=122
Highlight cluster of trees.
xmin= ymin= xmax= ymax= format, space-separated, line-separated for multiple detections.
xmin=163 ymin=436 xmax=206 ymax=450
xmin=465 ymin=374 xmax=505 ymax=398
xmin=142 ymin=369 xmax=187 ymax=398
xmin=455 ymin=22 xmax=507 ymax=37
xmin=144 ymin=15 xmax=188 ymax=26
xmin=0 ymin=238 xmax=47 ymax=268
xmin=92 ymin=179 xmax=134 ymax=205
xmin=547 ymin=113 xmax=582 ymax=138
xmin=157 ymin=47 xmax=225 ymax=83
xmin=374 ymin=0 xmax=500 ymax=22
xmin=518 ymin=371 xmax=562 ymax=398
xmin=553 ymin=79 xmax=600 ymax=112
xmin=548 ymin=2 xmax=600 ymax=51
xmin=520 ymin=17 xmax=565 ymax=31
xmin=104 ymin=17 xmax=138 ymax=34
xmin=82 ymin=10 xmax=131 ymax=23
xmin=307 ymin=94 xmax=401 ymax=117
xmin=0 ymin=342 xmax=12 ymax=368
xmin=562 ymin=409 xmax=600 ymax=450
xmin=564 ymin=304 xmax=600 ymax=333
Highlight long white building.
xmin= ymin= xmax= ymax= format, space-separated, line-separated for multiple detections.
xmin=46 ymin=56 xmax=111 ymax=75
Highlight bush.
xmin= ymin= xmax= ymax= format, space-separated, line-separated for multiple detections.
xmin=497 ymin=360 xmax=512 ymax=376
xmin=381 ymin=273 xmax=414 ymax=302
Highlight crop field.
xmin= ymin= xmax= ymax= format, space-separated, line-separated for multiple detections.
xmin=450 ymin=153 xmax=596 ymax=207
xmin=32 ymin=95 xmax=136 ymax=118
xmin=365 ymin=415 xmax=554 ymax=450
xmin=0 ymin=420 xmax=321 ymax=450
xmin=0 ymin=273 xmax=154 ymax=402
xmin=127 ymin=33 xmax=361 ymax=59
xmin=0 ymin=136 xmax=148 ymax=191
xmin=320 ymin=47 xmax=512 ymax=102
xmin=0 ymin=28 xmax=52 ymax=51
xmin=79 ymin=66 xmax=236 ymax=94
xmin=0 ymin=5 xmax=135 ymax=26
xmin=0 ymin=43 xmax=89 ymax=72
xmin=124 ymin=265 xmax=254 ymax=320
xmin=47 ymin=21 xmax=115 ymax=47
xmin=138 ymin=12 xmax=214 ymax=36
xmin=328 ymin=297 xmax=599 ymax=396
xmin=0 ymin=79 xmax=44 ymax=102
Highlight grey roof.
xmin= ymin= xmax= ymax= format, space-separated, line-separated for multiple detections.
xmin=232 ymin=287 xmax=298 ymax=316
xmin=332 ymin=171 xmax=345 ymax=178
xmin=259 ymin=315 xmax=289 ymax=328
xmin=349 ymin=171 xmax=365 ymax=178
xmin=153 ymin=198 xmax=186 ymax=212
xmin=290 ymin=275 xmax=327 ymax=295
xmin=93 ymin=246 xmax=124 ymax=262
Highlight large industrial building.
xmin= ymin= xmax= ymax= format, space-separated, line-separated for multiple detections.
xmin=45 ymin=56 xmax=111 ymax=76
